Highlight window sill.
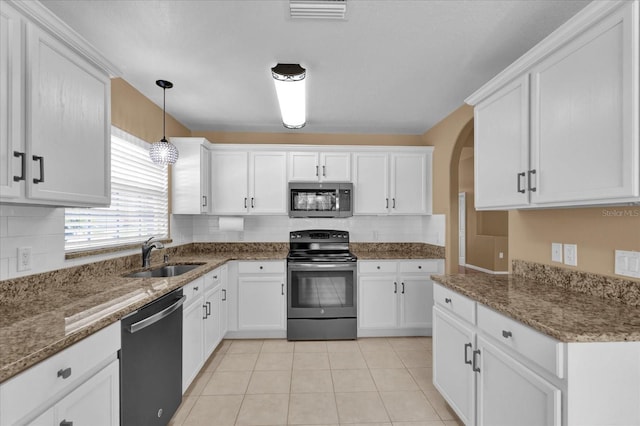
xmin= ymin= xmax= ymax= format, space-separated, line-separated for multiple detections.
xmin=65 ymin=239 xmax=173 ymax=260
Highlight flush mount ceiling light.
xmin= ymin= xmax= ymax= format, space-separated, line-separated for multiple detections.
xmin=271 ymin=63 xmax=306 ymax=129
xmin=290 ymin=0 xmax=347 ymax=20
xmin=149 ymin=79 xmax=179 ymax=165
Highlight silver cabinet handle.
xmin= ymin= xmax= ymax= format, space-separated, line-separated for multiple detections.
xmin=322 ymin=165 xmax=326 ymax=177
xmin=517 ymin=172 xmax=526 ymax=194
xmin=392 ymin=198 xmax=396 ymax=208
xmin=394 ymin=282 xmax=397 ymax=294
xmin=57 ymin=367 xmax=72 ymax=379
xmin=385 ymin=198 xmax=389 ymax=208
xmin=528 ymin=169 xmax=537 ymax=192
xmin=401 ymin=282 xmax=405 ymax=294
xmin=445 ymin=298 xmax=452 ymax=304
xmin=13 ymin=151 xmax=25 ymax=182
xmin=315 ymin=165 xmax=319 ymax=176
xmin=127 ymin=295 xmax=186 ymax=333
xmin=60 ymin=421 xmax=73 ymax=426
xmin=251 ymin=197 xmax=255 ymax=208
xmin=502 ymin=330 xmax=513 ymax=339
xmin=472 ymin=349 xmax=481 ymax=373
xmin=202 ymin=195 xmax=207 ymax=207
xmin=203 ymin=304 xmax=208 ymax=319
xmin=206 ymin=301 xmax=211 ymax=316
xmin=464 ymin=343 xmax=472 ymax=365
xmin=281 ymin=283 xmax=285 ymax=295
xmin=222 ymin=289 xmax=227 ymax=301
xmin=32 ymin=155 xmax=44 ymax=184
xmin=244 ymin=197 xmax=248 ymax=208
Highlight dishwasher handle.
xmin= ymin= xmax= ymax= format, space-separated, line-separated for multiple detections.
xmin=127 ymin=295 xmax=186 ymax=334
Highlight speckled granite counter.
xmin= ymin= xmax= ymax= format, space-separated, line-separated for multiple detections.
xmin=0 ymin=242 xmax=442 ymax=383
xmin=431 ymin=273 xmax=640 ymax=343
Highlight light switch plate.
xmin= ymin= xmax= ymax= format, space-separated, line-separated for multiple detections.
xmin=564 ymin=244 xmax=577 ymax=266
xmin=615 ymin=250 xmax=640 ymax=278
xmin=551 ymin=243 xmax=563 ymax=263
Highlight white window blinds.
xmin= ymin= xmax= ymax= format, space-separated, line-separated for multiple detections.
xmin=65 ymin=127 xmax=169 ymax=252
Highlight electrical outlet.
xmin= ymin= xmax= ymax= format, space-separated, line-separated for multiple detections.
xmin=564 ymin=244 xmax=577 ymax=266
xmin=615 ymin=250 xmax=640 ymax=278
xmin=498 ymin=252 xmax=504 ymax=259
xmin=551 ymin=243 xmax=563 ymax=263
xmin=17 ymin=247 xmax=32 ymax=272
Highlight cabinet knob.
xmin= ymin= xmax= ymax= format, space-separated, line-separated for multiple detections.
xmin=193 ymin=286 xmax=199 ymax=291
xmin=259 ymin=266 xmax=263 ymax=270
xmin=418 ymin=265 xmax=422 ymax=269
xmin=445 ymin=298 xmax=452 ymax=304
xmin=502 ymin=330 xmax=513 ymax=339
xmin=376 ymin=265 xmax=381 ymax=269
xmin=213 ymin=275 xmax=218 ymax=279
xmin=57 ymin=367 xmax=72 ymax=379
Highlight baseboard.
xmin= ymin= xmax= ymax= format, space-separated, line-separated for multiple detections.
xmin=464 ymin=263 xmax=509 ymax=275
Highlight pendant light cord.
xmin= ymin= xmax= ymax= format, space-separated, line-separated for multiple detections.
xmin=162 ymin=86 xmax=166 ymax=141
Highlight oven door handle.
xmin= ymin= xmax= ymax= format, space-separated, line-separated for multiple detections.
xmin=288 ymin=263 xmax=355 ymax=269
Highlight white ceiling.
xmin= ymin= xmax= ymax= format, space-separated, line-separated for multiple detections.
xmin=42 ymin=0 xmax=591 ymax=135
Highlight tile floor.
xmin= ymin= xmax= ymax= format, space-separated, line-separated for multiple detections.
xmin=169 ymin=337 xmax=464 ymax=426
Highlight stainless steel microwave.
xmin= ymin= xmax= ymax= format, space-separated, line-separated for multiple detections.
xmin=288 ymin=182 xmax=353 ymax=218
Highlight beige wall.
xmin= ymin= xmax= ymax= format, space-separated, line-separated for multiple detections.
xmin=192 ymin=131 xmax=424 ymax=146
xmin=111 ymin=78 xmax=191 ymax=142
xmin=422 ymin=104 xmax=474 ymax=273
xmin=510 ymin=207 xmax=640 ymax=280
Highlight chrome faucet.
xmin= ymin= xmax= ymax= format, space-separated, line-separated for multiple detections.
xmin=142 ymin=237 xmax=164 ymax=267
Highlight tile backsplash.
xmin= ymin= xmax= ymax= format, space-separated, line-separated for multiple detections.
xmin=0 ymin=204 xmax=444 ymax=280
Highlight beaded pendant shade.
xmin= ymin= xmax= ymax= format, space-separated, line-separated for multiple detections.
xmin=149 ymin=80 xmax=179 ymax=165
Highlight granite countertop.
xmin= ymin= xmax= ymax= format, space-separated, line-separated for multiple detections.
xmin=0 ymin=252 xmax=284 ymax=384
xmin=431 ymin=273 xmax=640 ymax=343
xmin=0 ymin=242 xmax=444 ymax=383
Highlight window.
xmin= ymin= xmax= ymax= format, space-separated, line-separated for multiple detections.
xmin=65 ymin=127 xmax=169 ymax=252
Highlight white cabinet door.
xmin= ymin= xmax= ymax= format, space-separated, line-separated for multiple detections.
xmin=289 ymin=152 xmax=319 ymax=181
xmin=476 ymin=336 xmax=561 ymax=426
xmin=474 ymin=74 xmax=530 ymax=210
xmin=53 ymin=360 xmax=119 ymax=426
xmin=249 ymin=151 xmax=286 ymax=214
xmin=204 ymin=286 xmax=221 ymax=359
xmin=353 ymin=152 xmax=389 ymax=214
xmin=390 ymin=153 xmax=429 ymax=214
xmin=0 ymin=3 xmax=24 ymax=200
xmin=433 ymin=307 xmax=476 ymax=426
xmin=238 ymin=276 xmax=285 ymax=331
xmin=171 ymin=138 xmax=211 ymax=214
xmin=399 ymin=277 xmax=433 ymax=329
xmin=210 ymin=151 xmax=249 ymax=214
xmin=358 ymin=275 xmax=397 ymax=330
xmin=26 ymin=24 xmax=110 ymax=206
xmin=182 ymin=293 xmax=205 ymax=393
xmin=320 ymin=152 xmax=351 ymax=181
xmin=530 ymin=3 xmax=638 ymax=205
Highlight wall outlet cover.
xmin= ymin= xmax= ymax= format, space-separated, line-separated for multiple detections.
xmin=551 ymin=243 xmax=563 ymax=263
xmin=564 ymin=244 xmax=577 ymax=266
xmin=17 ymin=247 xmax=32 ymax=272
xmin=615 ymin=250 xmax=640 ymax=278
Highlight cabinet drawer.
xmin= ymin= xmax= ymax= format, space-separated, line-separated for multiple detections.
xmin=477 ymin=304 xmax=564 ymax=379
xmin=399 ymin=260 xmax=442 ymax=274
xmin=238 ymin=261 xmax=285 ymax=274
xmin=183 ymin=276 xmax=205 ymax=306
xmin=433 ymin=283 xmax=476 ymax=325
xmin=203 ymin=268 xmax=223 ymax=290
xmin=359 ymin=261 xmax=397 ymax=274
xmin=0 ymin=322 xmax=120 ymax=425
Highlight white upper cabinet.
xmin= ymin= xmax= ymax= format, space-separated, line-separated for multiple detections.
xmin=210 ymin=149 xmax=286 ymax=215
xmin=467 ymin=0 xmax=640 ymax=209
xmin=474 ymin=75 xmax=530 ymax=209
xmin=171 ymin=138 xmax=211 ymax=215
xmin=0 ymin=1 xmax=115 ymax=207
xmin=288 ymin=151 xmax=351 ymax=182
xmin=353 ymin=149 xmax=432 ymax=215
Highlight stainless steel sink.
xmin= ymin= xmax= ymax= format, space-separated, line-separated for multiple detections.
xmin=125 ymin=264 xmax=204 ymax=278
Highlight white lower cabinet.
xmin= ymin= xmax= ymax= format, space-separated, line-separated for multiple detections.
xmin=236 ymin=261 xmax=286 ymax=336
xmin=358 ymin=259 xmax=443 ymax=337
xmin=433 ymin=283 xmax=640 ymax=426
xmin=0 ymin=322 xmax=120 ymax=425
xmin=182 ymin=266 xmax=227 ymax=392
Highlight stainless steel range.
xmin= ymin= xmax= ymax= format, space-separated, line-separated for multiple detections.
xmin=287 ymin=229 xmax=357 ymax=340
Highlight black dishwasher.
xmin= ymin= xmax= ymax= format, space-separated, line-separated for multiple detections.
xmin=120 ymin=288 xmax=185 ymax=426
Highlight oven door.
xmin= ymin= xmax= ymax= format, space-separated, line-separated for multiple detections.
xmin=287 ymin=262 xmax=357 ymax=319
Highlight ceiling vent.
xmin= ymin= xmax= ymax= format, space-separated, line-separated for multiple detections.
xmin=290 ymin=0 xmax=347 ymax=20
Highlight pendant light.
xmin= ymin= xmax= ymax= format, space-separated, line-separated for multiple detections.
xmin=149 ymin=79 xmax=179 ymax=165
